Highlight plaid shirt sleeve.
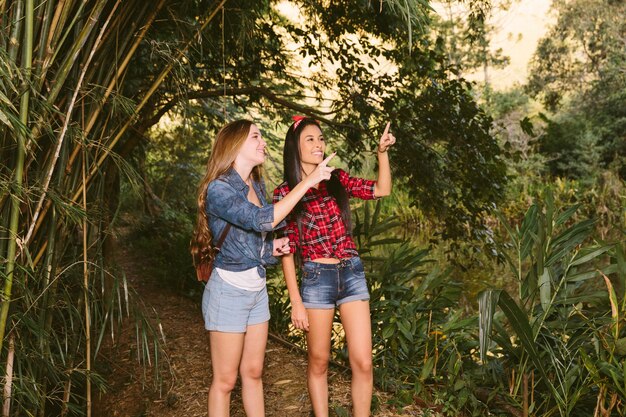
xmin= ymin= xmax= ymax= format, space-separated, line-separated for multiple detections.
xmin=272 ymin=184 xmax=299 ymax=254
xmin=335 ymin=169 xmax=377 ymax=200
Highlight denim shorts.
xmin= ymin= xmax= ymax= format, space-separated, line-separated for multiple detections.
xmin=202 ymin=270 xmax=270 ymax=332
xmin=300 ymin=256 xmax=370 ymax=309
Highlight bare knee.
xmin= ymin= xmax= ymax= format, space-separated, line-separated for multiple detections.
xmin=211 ymin=373 xmax=238 ymax=394
xmin=308 ymin=350 xmax=330 ymax=377
xmin=350 ymin=354 xmax=373 ymax=376
xmin=239 ymin=362 xmax=263 ymax=382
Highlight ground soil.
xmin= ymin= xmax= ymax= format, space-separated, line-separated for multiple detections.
xmin=92 ymin=231 xmax=426 ymax=417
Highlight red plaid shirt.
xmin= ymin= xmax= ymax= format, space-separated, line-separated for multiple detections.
xmin=272 ymin=169 xmax=377 ymax=262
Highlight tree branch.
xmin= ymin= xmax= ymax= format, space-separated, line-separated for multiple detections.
xmin=138 ymin=86 xmax=364 ymax=133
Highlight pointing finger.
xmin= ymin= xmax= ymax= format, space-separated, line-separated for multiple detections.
xmin=320 ymin=152 xmax=337 ymax=167
xmin=383 ymin=121 xmax=391 ymax=136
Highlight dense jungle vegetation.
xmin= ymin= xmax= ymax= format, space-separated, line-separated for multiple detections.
xmin=0 ymin=0 xmax=624 ymax=415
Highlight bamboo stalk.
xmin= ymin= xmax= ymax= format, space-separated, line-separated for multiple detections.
xmin=523 ymin=372 xmax=528 ymax=417
xmin=23 ymin=0 xmax=122 ymax=248
xmin=70 ymin=0 xmax=228 ymax=204
xmin=36 ymin=209 xmax=58 ymax=417
xmin=81 ymin=135 xmax=92 ymax=417
xmin=46 ymin=0 xmax=108 ymax=106
xmin=84 ymin=0 xmax=165 ymax=135
xmin=0 ymin=0 xmax=34 ymax=353
xmin=60 ymin=368 xmax=73 ymax=417
xmin=37 ymin=0 xmax=69 ymax=89
xmin=0 ymin=2 xmax=8 ymax=53
xmin=28 ymin=0 xmax=164 ymax=245
xmin=2 ymin=333 xmax=15 ymax=417
xmin=7 ymin=0 xmax=24 ymax=63
xmin=34 ymin=0 xmax=56 ymax=80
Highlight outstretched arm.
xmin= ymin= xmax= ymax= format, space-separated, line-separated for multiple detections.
xmin=271 ymin=153 xmax=336 ymax=228
xmin=374 ymin=122 xmax=395 ymax=198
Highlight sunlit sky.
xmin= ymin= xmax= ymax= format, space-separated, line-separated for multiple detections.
xmin=462 ymin=0 xmax=555 ymax=89
xmin=277 ymin=0 xmax=556 ymax=91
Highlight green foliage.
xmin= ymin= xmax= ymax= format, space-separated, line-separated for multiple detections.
xmin=479 ymin=189 xmax=623 ymax=416
xmin=128 ymin=207 xmax=198 ymax=296
xmin=144 ymin=0 xmax=509 ymax=241
xmin=527 ymin=0 xmax=626 ymax=178
xmin=0 ymin=251 xmax=163 ymax=415
xmin=538 ymin=113 xmax=606 ymax=182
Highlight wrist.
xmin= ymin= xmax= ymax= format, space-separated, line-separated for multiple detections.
xmin=377 ymin=146 xmax=388 ymax=154
xmin=301 ymin=175 xmax=314 ymax=188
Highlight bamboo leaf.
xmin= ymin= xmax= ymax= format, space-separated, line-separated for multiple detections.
xmin=552 ymin=291 xmax=607 ymax=305
xmin=544 ymin=188 xmax=554 ymax=237
xmin=0 ymin=89 xmax=18 ymax=111
xmin=495 ymin=210 xmax=518 ymax=247
xmin=369 ymin=238 xmax=404 ymax=246
xmin=601 ymin=271 xmax=619 ymax=341
xmin=478 ymin=289 xmax=500 ymax=362
xmin=496 ymin=291 xmax=555 ymax=394
xmin=0 ymin=108 xmax=12 ymax=128
xmin=420 ymin=356 xmax=435 ymax=380
xmin=570 ymin=245 xmax=613 ymax=267
xmin=539 ymin=268 xmax=551 ymax=313
xmin=519 ymin=205 xmax=538 ymax=259
xmin=566 ymin=269 xmax=599 ymax=283
xmin=555 ymin=204 xmax=581 ymax=226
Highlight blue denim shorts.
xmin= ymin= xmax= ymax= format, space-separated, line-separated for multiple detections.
xmin=202 ymin=271 xmax=270 ymax=332
xmin=300 ymin=256 xmax=370 ymax=309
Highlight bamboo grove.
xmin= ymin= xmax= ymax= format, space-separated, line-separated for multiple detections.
xmin=0 ymin=0 xmax=231 ymax=414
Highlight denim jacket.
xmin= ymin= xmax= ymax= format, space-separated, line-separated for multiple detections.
xmin=205 ymin=168 xmax=284 ymax=278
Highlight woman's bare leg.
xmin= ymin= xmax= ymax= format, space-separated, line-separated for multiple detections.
xmin=208 ymin=331 xmax=245 ymax=416
xmin=339 ymin=301 xmax=373 ymax=417
xmin=306 ymin=308 xmax=335 ymax=417
xmin=239 ymin=322 xmax=268 ymax=417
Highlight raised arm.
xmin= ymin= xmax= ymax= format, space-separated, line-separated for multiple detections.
xmin=374 ymin=122 xmax=395 ymax=198
xmin=207 ymin=154 xmax=336 ymax=232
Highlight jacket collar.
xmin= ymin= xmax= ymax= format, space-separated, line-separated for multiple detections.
xmin=222 ymin=167 xmax=248 ymax=192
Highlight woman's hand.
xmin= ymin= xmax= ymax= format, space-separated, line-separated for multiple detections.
xmin=272 ymin=237 xmax=290 ymax=256
xmin=305 ymin=152 xmax=336 ymax=187
xmin=378 ymin=122 xmax=396 ymax=153
xmin=291 ymin=300 xmax=309 ymax=331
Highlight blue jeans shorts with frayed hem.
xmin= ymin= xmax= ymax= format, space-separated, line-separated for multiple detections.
xmin=201 ymin=270 xmax=270 ymax=333
xmin=300 ymin=256 xmax=370 ymax=309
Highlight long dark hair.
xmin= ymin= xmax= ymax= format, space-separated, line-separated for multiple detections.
xmin=283 ymin=118 xmax=351 ymax=231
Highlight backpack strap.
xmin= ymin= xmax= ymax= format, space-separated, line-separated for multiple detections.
xmin=214 ymin=223 xmax=232 ymax=251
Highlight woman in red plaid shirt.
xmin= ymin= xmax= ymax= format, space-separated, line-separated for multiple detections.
xmin=273 ymin=117 xmax=395 ymax=417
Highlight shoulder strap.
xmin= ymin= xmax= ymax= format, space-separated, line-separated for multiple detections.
xmin=214 ymin=223 xmax=232 ymax=250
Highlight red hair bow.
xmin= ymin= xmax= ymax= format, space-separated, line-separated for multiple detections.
xmin=292 ymin=115 xmax=306 ymax=129
xmin=292 ymin=115 xmax=319 ymax=130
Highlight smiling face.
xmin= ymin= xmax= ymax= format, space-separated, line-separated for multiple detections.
xmin=298 ymin=124 xmax=325 ymax=173
xmin=235 ymin=124 xmax=266 ymax=169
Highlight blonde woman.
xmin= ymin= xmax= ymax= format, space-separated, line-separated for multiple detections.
xmin=190 ymin=119 xmax=335 ymax=417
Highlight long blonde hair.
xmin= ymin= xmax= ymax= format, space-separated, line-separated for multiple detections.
xmin=190 ymin=119 xmax=262 ymax=267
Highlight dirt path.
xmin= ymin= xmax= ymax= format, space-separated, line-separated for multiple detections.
xmin=93 ymin=233 xmax=423 ymax=417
